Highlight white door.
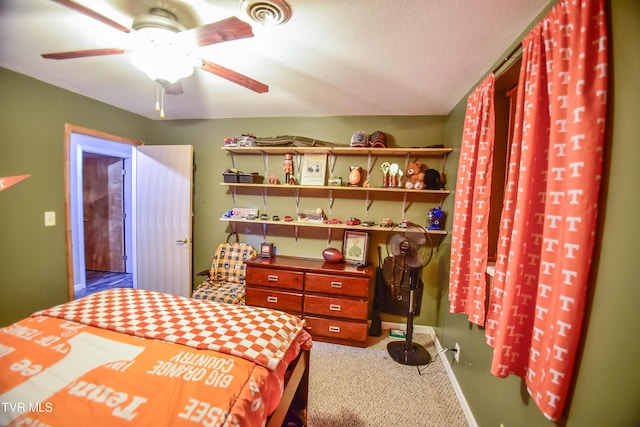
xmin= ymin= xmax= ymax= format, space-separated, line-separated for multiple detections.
xmin=134 ymin=145 xmax=193 ymax=297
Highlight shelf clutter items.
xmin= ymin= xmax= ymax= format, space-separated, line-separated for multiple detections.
xmin=219 ymin=132 xmax=451 ymax=234
xmin=222 ymin=168 xmax=264 ymax=183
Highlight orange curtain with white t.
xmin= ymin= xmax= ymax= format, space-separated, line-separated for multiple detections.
xmin=484 ymin=0 xmax=608 ymax=421
xmin=449 ymin=73 xmax=495 ymax=326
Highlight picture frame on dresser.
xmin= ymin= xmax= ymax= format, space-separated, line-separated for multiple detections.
xmin=343 ymin=231 xmax=369 ymax=265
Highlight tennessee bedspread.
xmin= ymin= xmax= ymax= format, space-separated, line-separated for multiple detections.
xmin=0 ymin=288 xmax=312 ymax=426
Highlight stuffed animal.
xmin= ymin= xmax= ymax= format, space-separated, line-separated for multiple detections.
xmin=404 ymin=161 xmax=425 ymax=189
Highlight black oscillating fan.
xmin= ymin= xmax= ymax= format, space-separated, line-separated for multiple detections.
xmin=385 ymin=223 xmax=434 ymax=365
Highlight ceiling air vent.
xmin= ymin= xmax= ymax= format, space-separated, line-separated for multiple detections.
xmin=241 ymin=0 xmax=291 ymax=26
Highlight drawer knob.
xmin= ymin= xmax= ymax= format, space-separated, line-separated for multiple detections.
xmin=328 ymin=325 xmax=341 ymax=333
xmin=267 ymin=275 xmax=279 ymax=282
xmin=329 ymin=304 xmax=341 ymax=312
xmin=330 ymin=281 xmax=343 ymax=288
xmin=267 ymin=296 xmax=278 ymax=303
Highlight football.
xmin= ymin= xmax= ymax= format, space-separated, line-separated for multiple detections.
xmin=322 ymin=247 xmax=344 ymax=263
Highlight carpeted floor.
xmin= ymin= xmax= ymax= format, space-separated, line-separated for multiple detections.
xmin=307 ymin=331 xmax=468 ymax=427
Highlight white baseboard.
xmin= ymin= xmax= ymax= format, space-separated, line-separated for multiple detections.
xmin=433 ymin=334 xmax=478 ymax=427
xmin=381 ymin=321 xmax=476 ymax=427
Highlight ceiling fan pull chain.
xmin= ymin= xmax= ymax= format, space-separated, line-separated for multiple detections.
xmin=326 ymin=228 xmax=332 ymax=246
xmin=294 ymin=188 xmax=300 ymax=216
xmin=160 ymin=87 xmax=165 ymax=118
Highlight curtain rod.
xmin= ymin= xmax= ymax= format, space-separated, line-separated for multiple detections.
xmin=492 ymin=44 xmax=523 ymax=77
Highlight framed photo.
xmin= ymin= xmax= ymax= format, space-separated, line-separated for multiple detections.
xmin=342 ymin=231 xmax=369 ymax=265
xmin=299 ymin=153 xmax=327 ymax=186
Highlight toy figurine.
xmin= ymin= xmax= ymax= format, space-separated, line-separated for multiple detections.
xmin=283 ymin=153 xmax=294 ymax=184
xmin=427 ymin=206 xmax=445 ymax=230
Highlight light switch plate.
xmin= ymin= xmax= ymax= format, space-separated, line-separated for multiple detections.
xmin=44 ymin=211 xmax=56 ymax=226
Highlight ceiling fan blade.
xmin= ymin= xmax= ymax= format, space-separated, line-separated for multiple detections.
xmin=177 ymin=16 xmax=254 ymax=48
xmin=52 ymin=0 xmax=130 ymax=33
xmin=41 ymin=48 xmax=126 ymax=60
xmin=163 ymin=81 xmax=184 ymax=96
xmin=199 ymin=60 xmax=268 ymax=94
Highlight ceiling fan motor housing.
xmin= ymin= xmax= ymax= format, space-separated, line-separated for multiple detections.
xmin=132 ymin=8 xmax=187 ymax=35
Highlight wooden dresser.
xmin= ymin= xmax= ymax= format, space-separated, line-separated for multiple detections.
xmin=245 ymin=255 xmax=375 ymax=347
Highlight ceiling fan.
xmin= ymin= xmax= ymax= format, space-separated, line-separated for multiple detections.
xmin=41 ymin=0 xmax=269 ymax=102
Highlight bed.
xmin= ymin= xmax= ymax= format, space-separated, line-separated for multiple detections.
xmin=0 ymin=288 xmax=312 ymax=426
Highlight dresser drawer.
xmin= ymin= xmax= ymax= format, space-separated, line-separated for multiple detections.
xmin=305 ymin=273 xmax=369 ymax=297
xmin=304 ymin=295 xmax=368 ymax=321
xmin=246 ymin=268 xmax=303 ymax=290
xmin=245 ymin=287 xmax=303 ymax=313
xmin=304 ymin=316 xmax=368 ymax=343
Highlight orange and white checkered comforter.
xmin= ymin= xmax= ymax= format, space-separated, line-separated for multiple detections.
xmin=0 ymin=288 xmax=312 ymax=426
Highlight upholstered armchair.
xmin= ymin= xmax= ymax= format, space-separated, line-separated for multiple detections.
xmin=192 ymin=242 xmax=257 ymax=304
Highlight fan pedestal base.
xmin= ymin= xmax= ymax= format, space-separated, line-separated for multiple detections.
xmin=387 ymin=341 xmax=431 ymax=366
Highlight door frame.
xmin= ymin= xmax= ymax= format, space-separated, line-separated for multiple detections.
xmin=64 ymin=123 xmax=143 ymax=300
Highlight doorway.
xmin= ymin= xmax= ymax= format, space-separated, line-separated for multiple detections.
xmin=64 ymin=124 xmax=142 ymax=300
xmin=64 ymin=124 xmax=194 ymax=301
xmin=80 ymin=153 xmax=135 ymax=298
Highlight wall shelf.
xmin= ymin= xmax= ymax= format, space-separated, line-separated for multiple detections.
xmin=220 ymin=144 xmax=451 ymax=241
xmin=220 ymin=182 xmax=450 ymax=196
xmin=221 ymin=146 xmax=453 ymax=156
xmin=219 ymin=217 xmax=447 ymax=235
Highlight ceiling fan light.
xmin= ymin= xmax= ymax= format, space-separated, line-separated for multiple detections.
xmin=129 ymin=47 xmax=194 ymax=84
xmin=128 ymin=8 xmax=195 ymax=85
xmin=136 ymin=26 xmax=178 ymax=45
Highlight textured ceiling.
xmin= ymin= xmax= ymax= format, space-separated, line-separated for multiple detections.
xmin=0 ymin=0 xmax=550 ymax=120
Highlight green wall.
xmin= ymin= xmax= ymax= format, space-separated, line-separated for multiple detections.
xmin=436 ymin=1 xmax=640 ymax=426
xmin=0 ymin=68 xmax=448 ymax=328
xmin=1 ymin=1 xmax=638 ymax=424
xmin=0 ymin=68 xmax=151 ymax=325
